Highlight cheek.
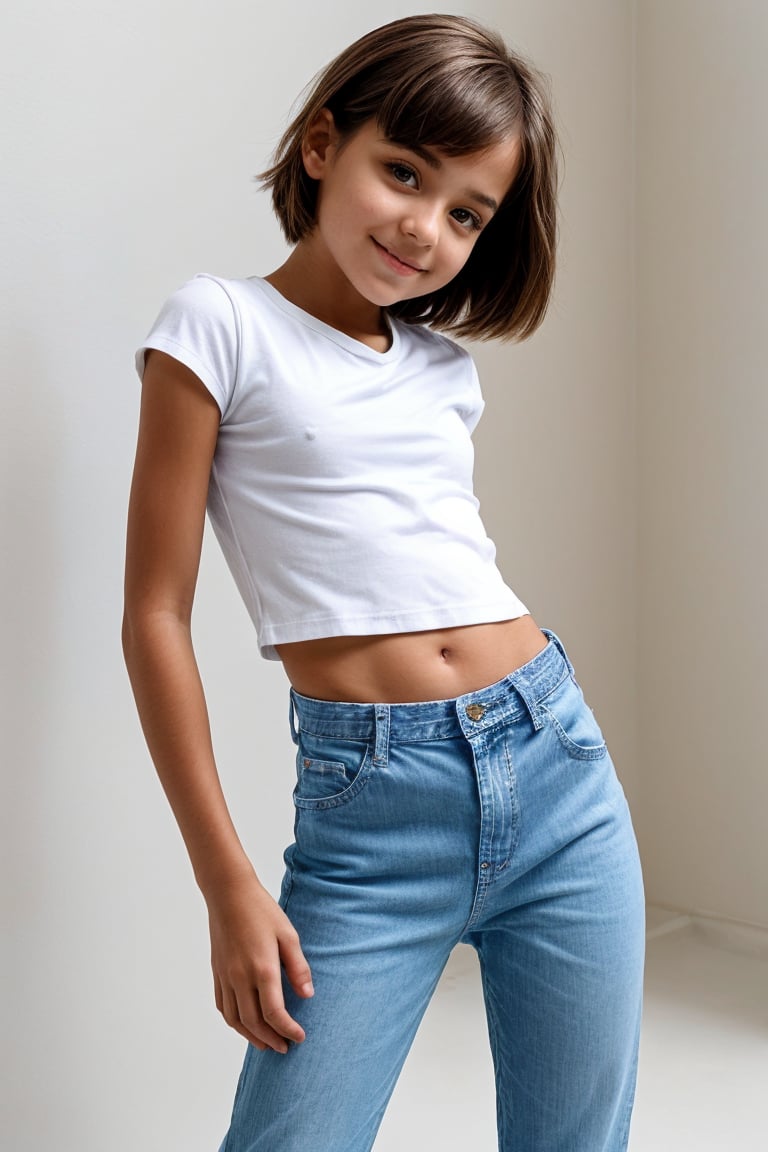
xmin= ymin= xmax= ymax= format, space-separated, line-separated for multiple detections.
xmin=325 ymin=183 xmax=385 ymax=233
xmin=355 ymin=182 xmax=395 ymax=218
xmin=441 ymin=234 xmax=478 ymax=275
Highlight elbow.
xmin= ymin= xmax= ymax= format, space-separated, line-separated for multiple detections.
xmin=121 ymin=608 xmax=141 ymax=673
xmin=121 ymin=610 xmax=134 ymax=664
xmin=121 ymin=599 xmax=191 ymax=668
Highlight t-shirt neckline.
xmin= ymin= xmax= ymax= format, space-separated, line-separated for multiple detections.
xmin=247 ymin=276 xmax=402 ymax=364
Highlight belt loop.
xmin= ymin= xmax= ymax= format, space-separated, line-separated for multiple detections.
xmin=541 ymin=627 xmax=575 ymax=677
xmin=514 ymin=682 xmax=545 ymax=731
xmin=509 ymin=627 xmax=574 ymax=731
xmin=288 ymin=688 xmax=299 ymax=745
xmin=373 ymin=704 xmax=390 ymax=766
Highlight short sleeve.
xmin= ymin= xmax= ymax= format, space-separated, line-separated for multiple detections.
xmin=134 ymin=273 xmax=240 ymax=418
xmin=461 ymin=355 xmax=486 ymax=435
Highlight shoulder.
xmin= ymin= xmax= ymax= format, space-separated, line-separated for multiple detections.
xmin=394 ymin=323 xmax=484 ymax=433
xmin=156 ymin=272 xmax=245 ymax=326
xmin=137 ymin=273 xmax=256 ymax=417
xmin=395 ymin=320 xmax=475 ymax=372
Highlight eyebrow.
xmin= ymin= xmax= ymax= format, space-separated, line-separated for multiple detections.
xmin=389 ymin=140 xmax=500 ymax=214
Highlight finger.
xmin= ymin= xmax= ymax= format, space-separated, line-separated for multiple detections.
xmin=221 ymin=983 xmax=287 ymax=1053
xmin=280 ymin=930 xmax=314 ymax=999
xmin=215 ymin=974 xmax=266 ymax=1049
xmin=227 ymin=1013 xmax=272 ymax=1050
xmin=258 ymin=972 xmax=307 ymax=1045
xmin=235 ymin=983 xmax=294 ymax=1054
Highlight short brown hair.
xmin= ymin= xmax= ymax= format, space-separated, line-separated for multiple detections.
xmin=259 ymin=14 xmax=561 ymax=342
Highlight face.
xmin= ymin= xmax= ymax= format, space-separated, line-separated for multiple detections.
xmin=302 ymin=114 xmax=521 ymax=309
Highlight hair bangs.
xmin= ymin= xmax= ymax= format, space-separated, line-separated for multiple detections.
xmin=377 ymin=65 xmax=523 ymax=157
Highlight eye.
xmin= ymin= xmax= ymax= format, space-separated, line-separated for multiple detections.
xmin=451 ymin=207 xmax=483 ymax=232
xmin=387 ymin=162 xmax=418 ymax=188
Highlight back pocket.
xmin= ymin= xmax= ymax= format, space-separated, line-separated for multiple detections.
xmin=294 ymin=730 xmax=374 ymax=810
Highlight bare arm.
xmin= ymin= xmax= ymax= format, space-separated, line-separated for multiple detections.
xmin=122 ymin=350 xmax=313 ymax=1052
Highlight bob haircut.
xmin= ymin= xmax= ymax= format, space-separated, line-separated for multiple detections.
xmin=259 ymin=14 xmax=561 ymax=342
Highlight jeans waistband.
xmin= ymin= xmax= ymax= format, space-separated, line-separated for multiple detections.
xmin=289 ymin=628 xmax=574 ymax=745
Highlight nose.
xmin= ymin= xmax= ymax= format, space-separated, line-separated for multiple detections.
xmin=401 ymin=202 xmax=440 ymax=248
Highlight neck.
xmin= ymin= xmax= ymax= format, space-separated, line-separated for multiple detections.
xmin=265 ymin=244 xmax=391 ymax=352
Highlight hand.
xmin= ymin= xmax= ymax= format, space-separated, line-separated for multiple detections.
xmin=207 ymin=874 xmax=314 ymax=1054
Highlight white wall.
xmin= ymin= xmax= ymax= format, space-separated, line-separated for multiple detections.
xmin=475 ymin=0 xmax=636 ymax=801
xmin=0 ymin=1 xmax=678 ymax=1149
xmin=635 ymin=1 xmax=768 ymax=926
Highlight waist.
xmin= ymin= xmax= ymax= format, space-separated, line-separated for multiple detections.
xmin=277 ymin=614 xmax=549 ymax=703
xmin=288 ymin=627 xmax=575 ymax=741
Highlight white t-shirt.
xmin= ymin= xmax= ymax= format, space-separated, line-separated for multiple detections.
xmin=135 ymin=273 xmax=528 ymax=660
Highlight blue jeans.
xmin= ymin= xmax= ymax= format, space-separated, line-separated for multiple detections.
xmin=219 ymin=629 xmax=645 ymax=1152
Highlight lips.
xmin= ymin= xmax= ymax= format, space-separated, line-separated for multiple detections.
xmin=373 ymin=238 xmax=425 ymax=275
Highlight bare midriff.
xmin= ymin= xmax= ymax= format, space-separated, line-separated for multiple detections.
xmin=274 ymin=614 xmax=549 ymax=704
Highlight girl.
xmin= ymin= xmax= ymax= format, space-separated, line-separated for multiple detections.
xmin=123 ymin=14 xmax=644 ymax=1152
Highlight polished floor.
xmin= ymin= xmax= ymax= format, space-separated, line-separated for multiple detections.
xmin=374 ymin=906 xmax=768 ymax=1150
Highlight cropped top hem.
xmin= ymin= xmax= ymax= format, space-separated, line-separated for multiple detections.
xmin=258 ymin=597 xmax=529 ymax=661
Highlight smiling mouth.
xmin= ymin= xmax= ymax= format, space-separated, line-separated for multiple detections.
xmin=373 ymin=239 xmax=425 ymax=274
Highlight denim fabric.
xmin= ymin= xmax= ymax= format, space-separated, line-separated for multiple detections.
xmin=219 ymin=629 xmax=645 ymax=1152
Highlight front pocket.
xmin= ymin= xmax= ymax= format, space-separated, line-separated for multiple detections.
xmin=538 ymin=674 xmax=608 ymax=761
xmin=294 ymin=731 xmax=374 ymax=810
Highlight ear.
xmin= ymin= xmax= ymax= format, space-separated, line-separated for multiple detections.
xmin=302 ymin=108 xmax=338 ymax=179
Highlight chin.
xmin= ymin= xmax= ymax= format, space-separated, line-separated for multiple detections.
xmin=356 ymin=285 xmax=408 ymax=309
xmin=345 ymin=268 xmax=420 ymax=308
xmin=369 ymin=279 xmax=427 ymax=307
